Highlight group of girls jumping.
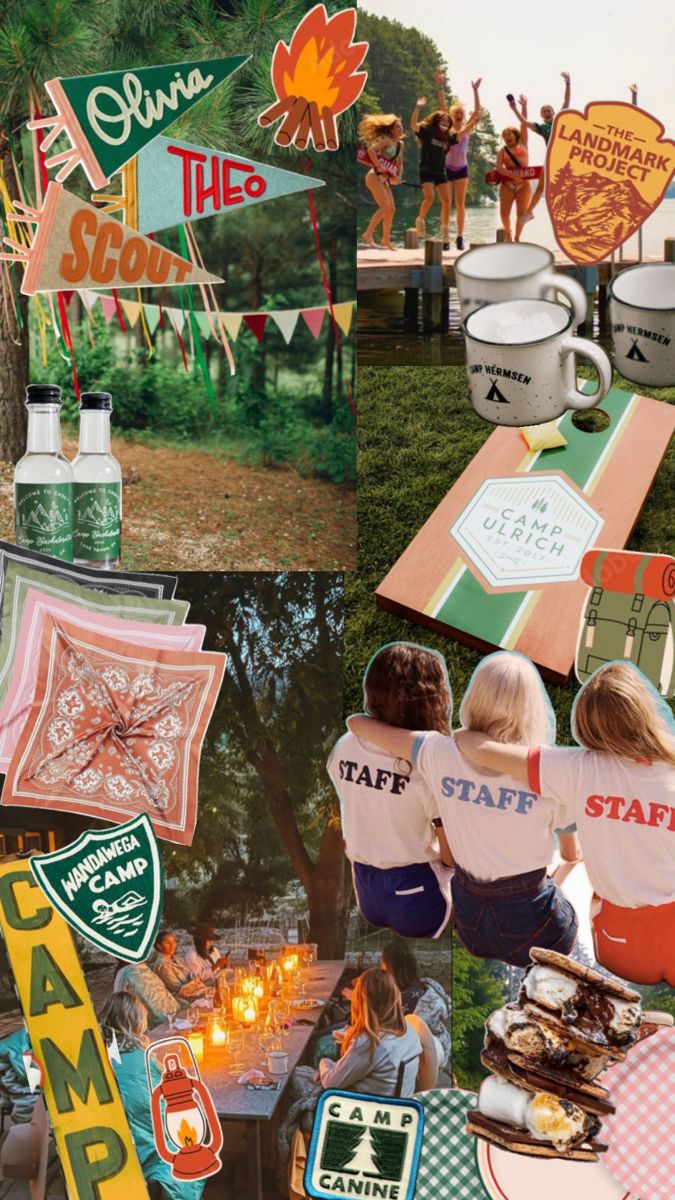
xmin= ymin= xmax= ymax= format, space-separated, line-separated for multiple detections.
xmin=329 ymin=643 xmax=675 ymax=988
xmin=358 ymin=71 xmax=571 ymax=248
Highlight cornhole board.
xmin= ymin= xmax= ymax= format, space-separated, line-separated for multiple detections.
xmin=376 ymin=386 xmax=675 ymax=684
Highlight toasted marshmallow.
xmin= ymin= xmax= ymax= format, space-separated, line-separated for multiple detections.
xmin=525 ymin=1092 xmax=589 ymax=1150
xmin=523 ymin=965 xmax=579 ymax=1009
xmin=487 ymin=1005 xmax=569 ymax=1062
xmin=608 ymin=997 xmax=641 ymax=1038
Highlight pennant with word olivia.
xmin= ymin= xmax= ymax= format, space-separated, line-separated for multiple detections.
xmin=28 ymin=56 xmax=250 ymax=190
xmin=258 ymin=4 xmax=367 ymax=151
xmin=546 ymin=101 xmax=675 ymax=264
xmin=94 ymin=136 xmax=325 ymax=233
xmin=0 ymin=182 xmax=222 ymax=295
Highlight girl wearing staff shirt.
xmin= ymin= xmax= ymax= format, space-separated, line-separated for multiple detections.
xmin=455 ymin=661 xmax=675 ymax=987
xmin=358 ymin=113 xmax=404 ymax=250
xmin=435 ymin=71 xmax=484 ymax=250
xmin=410 ymin=100 xmax=457 ymax=239
xmin=348 ymin=652 xmax=581 ymax=968
xmin=328 ymin=642 xmax=454 ymax=940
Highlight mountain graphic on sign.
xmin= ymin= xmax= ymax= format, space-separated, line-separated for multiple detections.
xmin=626 ymin=338 xmax=649 ymax=362
xmin=485 ymin=378 xmax=510 ymax=404
xmin=548 ymin=164 xmax=652 ymax=264
xmin=80 ymin=498 xmax=118 ymax=527
xmin=25 ymin=501 xmax=68 ymax=532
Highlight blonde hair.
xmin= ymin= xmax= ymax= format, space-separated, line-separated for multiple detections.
xmin=572 ymin=662 xmax=675 ymax=765
xmin=459 ymin=652 xmax=556 ymax=746
xmin=358 ymin=114 xmax=402 ymax=145
xmin=449 ymin=102 xmax=465 ymax=122
xmin=100 ymin=991 xmax=148 ymax=1048
xmin=341 ymin=968 xmax=407 ymax=1060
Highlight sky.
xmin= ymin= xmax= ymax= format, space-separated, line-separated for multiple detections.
xmin=362 ymin=0 xmax=675 ymax=165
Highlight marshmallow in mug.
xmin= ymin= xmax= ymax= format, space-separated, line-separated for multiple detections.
xmin=455 ymin=243 xmax=587 ymax=327
xmin=463 ymin=299 xmax=612 ymax=427
xmin=610 ymin=262 xmax=675 ymax=388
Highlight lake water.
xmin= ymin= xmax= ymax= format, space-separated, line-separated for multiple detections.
xmin=358 ymin=195 xmax=675 ymax=365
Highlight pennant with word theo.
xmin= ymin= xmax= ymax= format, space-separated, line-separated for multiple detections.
xmin=0 ymin=857 xmax=149 ymax=1199
xmin=30 ymin=813 xmax=164 ymax=963
xmin=146 ymin=1037 xmax=224 ymax=1181
xmin=94 ymin=136 xmax=325 ymax=233
xmin=258 ymin=4 xmax=367 ymax=151
xmin=0 ymin=181 xmax=222 ymax=295
xmin=29 ymin=56 xmax=250 ymax=190
xmin=305 ymin=1090 xmax=424 ymax=1200
xmin=546 ymin=101 xmax=675 ymax=263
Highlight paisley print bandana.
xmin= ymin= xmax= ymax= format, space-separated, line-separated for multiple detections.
xmin=2 ymin=614 xmax=226 ymax=845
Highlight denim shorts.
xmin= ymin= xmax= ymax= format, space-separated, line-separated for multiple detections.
xmin=451 ymin=865 xmax=578 ymax=967
xmin=353 ymin=860 xmax=452 ymax=939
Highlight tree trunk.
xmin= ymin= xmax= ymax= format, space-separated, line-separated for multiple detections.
xmin=0 ymin=135 xmax=29 ymax=464
xmin=322 ymin=236 xmax=337 ymax=419
xmin=307 ymin=815 xmax=352 ymax=957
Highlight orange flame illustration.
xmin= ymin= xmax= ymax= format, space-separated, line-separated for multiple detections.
xmin=177 ymin=1117 xmax=199 ymax=1147
xmin=258 ymin=4 xmax=367 ymax=151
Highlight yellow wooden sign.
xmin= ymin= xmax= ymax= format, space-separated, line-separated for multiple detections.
xmin=0 ymin=857 xmax=149 ymax=1199
xmin=546 ymin=101 xmax=675 ymax=263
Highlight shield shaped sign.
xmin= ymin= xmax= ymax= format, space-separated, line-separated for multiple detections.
xmin=29 ymin=813 xmax=163 ymax=963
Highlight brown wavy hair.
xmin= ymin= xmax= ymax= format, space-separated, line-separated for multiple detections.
xmin=341 ymin=968 xmax=407 ymax=1060
xmin=363 ymin=642 xmax=452 ymax=734
xmin=417 ymin=110 xmax=450 ymax=135
xmin=572 ymin=662 xmax=675 ymax=765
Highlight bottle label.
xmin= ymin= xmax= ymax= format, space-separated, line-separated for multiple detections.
xmin=74 ymin=483 xmax=121 ymax=561
xmin=15 ymin=483 xmax=74 ymax=561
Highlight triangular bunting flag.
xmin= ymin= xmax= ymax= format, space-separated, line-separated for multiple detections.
xmin=143 ymin=304 xmax=161 ymax=335
xmin=120 ymin=299 xmax=141 ymax=327
xmin=221 ymin=312 xmax=243 ymax=342
xmin=194 ymin=311 xmax=213 ymax=339
xmin=332 ymin=300 xmax=354 ymax=337
xmin=29 ymin=56 xmax=250 ymax=189
xmin=270 ymin=309 xmax=300 ymax=344
xmin=129 ymin=136 xmax=325 ymax=234
xmin=99 ymin=295 xmax=117 ymax=324
xmin=168 ymin=308 xmax=186 ymax=335
xmin=4 ymin=182 xmax=222 ymax=295
xmin=301 ymin=306 xmax=326 ymax=338
xmin=243 ymin=313 xmax=269 ymax=343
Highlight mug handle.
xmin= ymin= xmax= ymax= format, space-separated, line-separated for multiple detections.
xmin=540 ymin=270 xmax=587 ymax=327
xmin=560 ymin=337 xmax=612 ymax=410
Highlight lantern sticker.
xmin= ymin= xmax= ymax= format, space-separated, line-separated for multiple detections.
xmin=0 ymin=181 xmax=222 ymax=295
xmin=305 ymin=1090 xmax=424 ymax=1200
xmin=146 ymin=1037 xmax=223 ymax=1182
xmin=28 ymin=56 xmax=250 ymax=190
xmin=29 ymin=814 xmax=164 ymax=963
xmin=258 ymin=5 xmax=368 ymax=151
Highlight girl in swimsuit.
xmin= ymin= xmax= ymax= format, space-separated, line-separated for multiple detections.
xmin=358 ymin=114 xmax=405 ymax=249
xmin=507 ymin=73 xmax=571 ymax=223
xmin=410 ymin=99 xmax=457 ymax=239
xmin=496 ymin=98 xmax=530 ymax=242
xmin=435 ymin=72 xmax=484 ymax=250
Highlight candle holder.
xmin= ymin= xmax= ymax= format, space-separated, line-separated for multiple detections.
xmin=186 ymin=1029 xmax=204 ymax=1065
xmin=232 ymin=995 xmax=259 ymax=1028
xmin=208 ymin=1015 xmax=228 ymax=1049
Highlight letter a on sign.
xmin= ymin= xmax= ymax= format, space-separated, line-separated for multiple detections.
xmin=1 ymin=181 xmax=222 ymax=295
xmin=30 ymin=814 xmax=164 ymax=963
xmin=0 ymin=857 xmax=149 ymax=1200
xmin=29 ymin=56 xmax=250 ymax=190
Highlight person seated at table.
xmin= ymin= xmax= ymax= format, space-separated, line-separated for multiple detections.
xmin=381 ymin=941 xmax=452 ymax=1069
xmin=0 ymin=1027 xmax=37 ymax=1126
xmin=100 ymin=993 xmax=205 ymax=1200
xmin=114 ymin=958 xmax=183 ymax=1030
xmin=183 ymin=923 xmax=231 ymax=984
xmin=150 ymin=931 xmax=206 ymax=1001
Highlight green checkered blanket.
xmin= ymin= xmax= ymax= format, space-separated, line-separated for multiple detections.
xmin=414 ymin=1089 xmax=490 ymax=1200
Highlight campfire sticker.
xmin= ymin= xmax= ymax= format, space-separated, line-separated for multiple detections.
xmin=258 ymin=5 xmax=367 ymax=151
xmin=546 ymin=101 xmax=675 ymax=264
xmin=146 ymin=1038 xmax=223 ymax=1182
xmin=305 ymin=1090 xmax=423 ymax=1200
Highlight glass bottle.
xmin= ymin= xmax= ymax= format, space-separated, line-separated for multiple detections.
xmin=72 ymin=391 xmax=122 ymax=570
xmin=14 ymin=383 xmax=74 ymax=562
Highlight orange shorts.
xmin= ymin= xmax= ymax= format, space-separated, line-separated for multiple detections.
xmin=592 ymin=896 xmax=675 ymax=987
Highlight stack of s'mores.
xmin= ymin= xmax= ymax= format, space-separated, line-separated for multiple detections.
xmin=467 ymin=948 xmax=642 ymax=1161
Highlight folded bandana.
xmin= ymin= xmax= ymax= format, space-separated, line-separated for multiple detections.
xmin=2 ymin=614 xmax=225 ymax=845
xmin=0 ymin=586 xmax=206 ymax=771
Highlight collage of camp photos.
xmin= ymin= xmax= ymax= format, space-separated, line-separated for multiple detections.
xmin=0 ymin=0 xmax=672 ymax=1198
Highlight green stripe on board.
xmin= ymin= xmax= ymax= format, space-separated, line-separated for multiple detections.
xmin=434 ymin=385 xmax=635 ymax=642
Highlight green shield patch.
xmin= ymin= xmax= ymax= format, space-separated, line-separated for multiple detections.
xmin=30 ymin=814 xmax=163 ymax=963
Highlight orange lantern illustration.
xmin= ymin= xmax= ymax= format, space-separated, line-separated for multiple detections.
xmin=146 ymin=1039 xmax=223 ymax=1181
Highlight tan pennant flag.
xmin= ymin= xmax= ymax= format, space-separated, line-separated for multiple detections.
xmin=221 ymin=312 xmax=243 ymax=341
xmin=120 ymin=298 xmax=141 ymax=327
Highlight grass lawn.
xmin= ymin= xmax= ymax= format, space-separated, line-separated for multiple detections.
xmin=346 ymin=367 xmax=674 ymax=737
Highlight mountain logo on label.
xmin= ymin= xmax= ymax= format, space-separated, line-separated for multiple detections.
xmin=24 ymin=500 xmax=70 ymax=533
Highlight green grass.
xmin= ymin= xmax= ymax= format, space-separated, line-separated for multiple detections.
xmin=346 ymin=367 xmax=674 ymax=738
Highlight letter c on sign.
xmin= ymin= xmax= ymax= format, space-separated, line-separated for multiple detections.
xmin=91 ymin=220 xmax=124 ymax=285
xmin=0 ymin=870 xmax=51 ymax=931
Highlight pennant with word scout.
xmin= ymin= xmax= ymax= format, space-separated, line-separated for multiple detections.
xmin=0 ymin=181 xmax=222 ymax=295
xmin=94 ymin=135 xmax=325 ymax=234
xmin=29 ymin=56 xmax=250 ymax=190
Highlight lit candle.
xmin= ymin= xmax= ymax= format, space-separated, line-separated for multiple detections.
xmin=187 ymin=1030 xmax=204 ymax=1064
xmin=282 ymin=954 xmax=299 ymax=975
xmin=242 ymin=1000 xmax=257 ymax=1027
xmin=211 ymin=1024 xmax=227 ymax=1048
xmin=252 ymin=980 xmax=265 ymax=1000
xmin=232 ymin=995 xmax=259 ymax=1026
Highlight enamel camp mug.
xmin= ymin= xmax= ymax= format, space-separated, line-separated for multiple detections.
xmin=463 ymin=299 xmax=612 ymax=427
xmin=609 ymin=262 xmax=675 ymax=387
xmin=455 ymin=243 xmax=588 ymax=326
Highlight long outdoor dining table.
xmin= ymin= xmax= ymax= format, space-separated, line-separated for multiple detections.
xmin=148 ymin=958 xmax=347 ymax=1200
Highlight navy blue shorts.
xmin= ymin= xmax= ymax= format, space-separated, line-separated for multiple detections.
xmin=451 ymin=865 xmax=578 ymax=967
xmin=446 ymin=165 xmax=469 ymax=181
xmin=353 ymin=861 xmax=451 ymax=940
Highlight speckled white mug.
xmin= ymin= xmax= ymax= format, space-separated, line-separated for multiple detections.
xmin=610 ymin=263 xmax=675 ymax=387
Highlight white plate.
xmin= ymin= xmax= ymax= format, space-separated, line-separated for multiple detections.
xmin=290 ymin=998 xmax=325 ymax=1010
xmin=476 ymin=1139 xmax=638 ymax=1200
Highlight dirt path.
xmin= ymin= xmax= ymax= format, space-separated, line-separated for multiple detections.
xmin=0 ymin=436 xmax=356 ymax=572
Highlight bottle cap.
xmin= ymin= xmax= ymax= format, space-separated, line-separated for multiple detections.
xmin=25 ymin=384 xmax=62 ymax=406
xmin=80 ymin=392 xmax=113 ymax=412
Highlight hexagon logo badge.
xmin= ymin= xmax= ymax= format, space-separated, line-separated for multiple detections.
xmin=451 ymin=473 xmax=604 ymax=589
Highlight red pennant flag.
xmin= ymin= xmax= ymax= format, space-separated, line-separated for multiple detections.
xmin=98 ymin=295 xmax=117 ymax=324
xmin=243 ymin=313 xmax=269 ymax=343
